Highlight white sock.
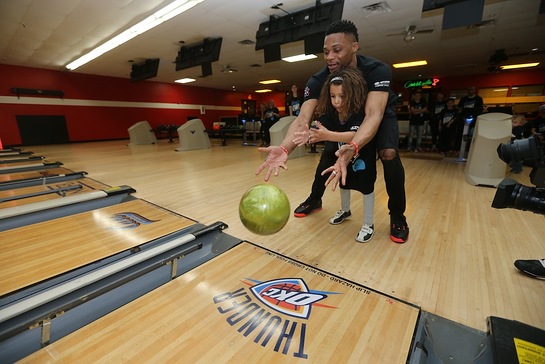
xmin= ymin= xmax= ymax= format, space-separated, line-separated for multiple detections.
xmin=340 ymin=189 xmax=350 ymax=212
xmin=363 ymin=192 xmax=374 ymax=226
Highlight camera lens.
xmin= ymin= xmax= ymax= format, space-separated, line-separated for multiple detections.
xmin=496 ymin=136 xmax=541 ymax=164
xmin=492 ymin=178 xmax=545 ymax=215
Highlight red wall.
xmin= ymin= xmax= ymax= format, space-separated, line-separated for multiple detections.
xmin=0 ymin=64 xmax=285 ymax=146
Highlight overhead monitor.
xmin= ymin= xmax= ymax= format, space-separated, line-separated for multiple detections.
xmin=130 ymin=58 xmax=160 ymax=82
xmin=175 ymin=37 xmax=222 ymax=71
xmin=255 ymin=0 xmax=344 ymax=62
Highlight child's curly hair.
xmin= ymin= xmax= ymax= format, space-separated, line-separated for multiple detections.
xmin=315 ymin=67 xmax=367 ymax=121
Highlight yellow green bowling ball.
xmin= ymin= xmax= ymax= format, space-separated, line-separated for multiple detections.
xmin=239 ymin=184 xmax=290 ymax=235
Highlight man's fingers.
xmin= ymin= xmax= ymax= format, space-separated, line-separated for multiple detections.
xmin=340 ymin=164 xmax=348 ymax=186
xmin=264 ymin=167 xmax=272 ymax=181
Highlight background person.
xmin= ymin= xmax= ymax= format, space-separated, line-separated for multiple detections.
xmin=455 ymin=86 xmax=484 ymax=151
xmin=529 ymin=104 xmax=545 ymax=141
xmin=429 ymin=92 xmax=446 ymax=151
xmin=407 ymin=91 xmax=429 ymax=152
xmin=259 ymin=100 xmax=280 ymax=147
xmin=437 ymin=97 xmax=458 ymax=155
xmin=509 ymin=114 xmax=528 ymax=173
xmin=286 ymin=84 xmax=304 ymax=117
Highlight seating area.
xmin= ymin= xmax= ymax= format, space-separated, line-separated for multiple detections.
xmin=206 ymin=121 xmax=262 ymax=146
xmin=203 ymin=117 xmax=430 ymax=151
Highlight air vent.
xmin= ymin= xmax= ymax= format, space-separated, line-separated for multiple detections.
xmin=238 ymin=39 xmax=255 ymax=45
xmin=467 ymin=19 xmax=496 ymax=29
xmin=361 ymin=1 xmax=392 ymax=17
xmin=250 ymin=64 xmax=262 ymax=68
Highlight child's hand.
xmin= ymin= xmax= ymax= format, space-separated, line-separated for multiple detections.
xmin=309 ymin=121 xmax=328 ymax=143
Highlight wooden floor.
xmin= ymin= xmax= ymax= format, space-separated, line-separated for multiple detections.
xmin=25 ymin=138 xmax=545 ymax=333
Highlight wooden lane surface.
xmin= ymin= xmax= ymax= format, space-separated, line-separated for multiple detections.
xmin=0 ymin=178 xmax=109 ymax=209
xmin=0 ymin=167 xmax=76 ymax=184
xmin=0 ymin=199 xmax=195 ymax=297
xmin=22 ymin=242 xmax=419 ymax=363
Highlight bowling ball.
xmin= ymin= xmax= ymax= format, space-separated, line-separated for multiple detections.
xmin=239 ymin=184 xmax=290 ymax=235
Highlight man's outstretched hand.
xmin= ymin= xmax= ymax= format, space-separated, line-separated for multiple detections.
xmin=255 ymin=146 xmax=289 ymax=181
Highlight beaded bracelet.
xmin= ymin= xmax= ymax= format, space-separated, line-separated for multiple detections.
xmin=279 ymin=145 xmax=289 ymax=155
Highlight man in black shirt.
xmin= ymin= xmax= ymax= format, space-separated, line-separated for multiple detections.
xmin=255 ymin=20 xmax=409 ymax=243
xmin=455 ymin=86 xmax=484 ymax=150
xmin=429 ymin=92 xmax=446 ymax=151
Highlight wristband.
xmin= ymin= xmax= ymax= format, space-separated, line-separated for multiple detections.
xmin=349 ymin=141 xmax=359 ymax=157
xmin=279 ymin=146 xmax=289 ymax=155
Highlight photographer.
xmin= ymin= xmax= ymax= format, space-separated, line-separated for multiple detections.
xmin=509 ymin=114 xmax=528 ymax=173
xmin=494 ymin=134 xmax=545 ymax=279
xmin=529 ymin=104 xmax=545 ymax=141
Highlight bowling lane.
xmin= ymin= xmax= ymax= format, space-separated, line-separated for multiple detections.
xmin=0 ymin=178 xmax=109 ymax=208
xmin=0 ymin=158 xmax=45 ymax=167
xmin=0 ymin=149 xmax=25 ymax=155
xmin=20 ymin=242 xmax=420 ymax=363
xmin=0 ymin=167 xmax=84 ymax=188
xmin=0 ymin=155 xmax=43 ymax=163
xmin=0 ymin=199 xmax=195 ymax=297
xmin=0 ymin=161 xmax=62 ymax=174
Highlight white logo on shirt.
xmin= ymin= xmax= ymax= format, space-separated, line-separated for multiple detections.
xmin=374 ymin=81 xmax=390 ymax=88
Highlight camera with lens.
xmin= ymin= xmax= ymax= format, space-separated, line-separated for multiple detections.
xmin=492 ymin=135 xmax=545 ymax=215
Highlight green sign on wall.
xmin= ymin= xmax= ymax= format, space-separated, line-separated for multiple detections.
xmin=404 ymin=78 xmax=440 ymax=88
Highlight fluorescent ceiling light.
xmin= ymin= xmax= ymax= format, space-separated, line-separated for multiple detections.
xmin=500 ymin=62 xmax=539 ymax=70
xmin=282 ymin=54 xmax=317 ymax=63
xmin=392 ymin=60 xmax=428 ymax=68
xmin=66 ymin=0 xmax=204 ymax=70
xmin=259 ymin=80 xmax=281 ymax=85
xmin=493 ymin=88 xmax=509 ymax=92
xmin=255 ymin=89 xmax=272 ymax=93
xmin=175 ymin=78 xmax=196 ymax=84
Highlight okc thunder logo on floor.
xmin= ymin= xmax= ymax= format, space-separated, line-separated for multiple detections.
xmin=247 ymin=278 xmax=336 ymax=319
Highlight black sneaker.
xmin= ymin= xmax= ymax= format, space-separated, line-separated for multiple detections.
xmin=514 ymin=259 xmax=545 ymax=279
xmin=329 ymin=210 xmax=351 ymax=225
xmin=390 ymin=215 xmax=409 ymax=243
xmin=294 ymin=200 xmax=322 ymax=217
